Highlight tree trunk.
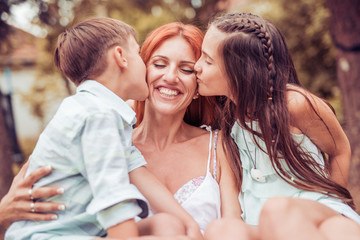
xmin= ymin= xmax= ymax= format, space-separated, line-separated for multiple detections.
xmin=0 ymin=95 xmax=14 ymax=199
xmin=328 ymin=0 xmax=360 ymax=212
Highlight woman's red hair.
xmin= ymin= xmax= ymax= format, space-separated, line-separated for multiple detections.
xmin=134 ymin=22 xmax=218 ymax=128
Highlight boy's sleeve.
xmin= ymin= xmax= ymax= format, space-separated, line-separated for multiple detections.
xmin=127 ymin=142 xmax=147 ymax=173
xmin=80 ymin=112 xmax=148 ymax=230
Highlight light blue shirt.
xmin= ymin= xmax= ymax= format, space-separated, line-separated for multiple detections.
xmin=6 ymin=80 xmax=148 ymax=240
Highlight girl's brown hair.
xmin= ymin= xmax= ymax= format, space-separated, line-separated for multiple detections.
xmin=134 ymin=22 xmax=219 ymax=128
xmin=211 ymin=13 xmax=354 ymax=208
xmin=54 ymin=17 xmax=136 ymax=85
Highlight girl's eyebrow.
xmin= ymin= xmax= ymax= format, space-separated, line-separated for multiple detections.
xmin=151 ymin=55 xmax=195 ymax=65
xmin=202 ymin=50 xmax=214 ymax=61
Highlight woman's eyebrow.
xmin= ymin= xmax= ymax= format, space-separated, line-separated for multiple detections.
xmin=151 ymin=55 xmax=195 ymax=65
xmin=151 ymin=55 xmax=168 ymax=60
xmin=180 ymin=60 xmax=195 ymax=65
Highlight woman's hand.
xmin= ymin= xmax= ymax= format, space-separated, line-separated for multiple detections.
xmin=0 ymin=162 xmax=65 ymax=232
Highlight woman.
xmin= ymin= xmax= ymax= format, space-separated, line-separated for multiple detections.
xmin=194 ymin=13 xmax=360 ymax=239
xmin=0 ymin=22 xmax=241 ymax=238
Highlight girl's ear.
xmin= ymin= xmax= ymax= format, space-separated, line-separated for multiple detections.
xmin=113 ymin=46 xmax=128 ymax=69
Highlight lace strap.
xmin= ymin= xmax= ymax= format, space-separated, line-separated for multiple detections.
xmin=200 ymin=125 xmax=219 ymax=177
xmin=213 ymin=130 xmax=219 ymax=178
xmin=200 ymin=125 xmax=213 ymax=172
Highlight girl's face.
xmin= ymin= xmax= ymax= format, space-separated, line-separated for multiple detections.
xmin=194 ymin=26 xmax=230 ymax=98
xmin=146 ymin=37 xmax=197 ymax=116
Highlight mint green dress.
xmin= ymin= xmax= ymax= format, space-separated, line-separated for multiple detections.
xmin=231 ymin=121 xmax=360 ymax=226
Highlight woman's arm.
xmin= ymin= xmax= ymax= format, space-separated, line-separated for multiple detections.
xmin=129 ymin=166 xmax=203 ymax=240
xmin=217 ymin=132 xmax=242 ymax=218
xmin=287 ymin=86 xmax=351 ymax=187
xmin=0 ymin=162 xmax=65 ymax=238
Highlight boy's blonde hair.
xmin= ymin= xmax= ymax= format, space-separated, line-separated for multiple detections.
xmin=54 ymin=17 xmax=136 ymax=85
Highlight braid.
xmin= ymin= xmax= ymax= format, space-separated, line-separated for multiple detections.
xmin=254 ymin=19 xmax=277 ymax=145
xmin=215 ymin=13 xmax=278 ymax=144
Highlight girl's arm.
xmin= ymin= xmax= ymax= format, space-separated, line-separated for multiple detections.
xmin=287 ymin=86 xmax=351 ymax=187
xmin=129 ymin=166 xmax=203 ymax=240
xmin=217 ymin=132 xmax=242 ymax=218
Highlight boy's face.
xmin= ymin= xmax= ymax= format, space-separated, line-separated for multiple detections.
xmin=123 ymin=35 xmax=149 ymax=101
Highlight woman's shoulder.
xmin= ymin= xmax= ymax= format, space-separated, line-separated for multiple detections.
xmin=181 ymin=124 xmax=219 ymax=150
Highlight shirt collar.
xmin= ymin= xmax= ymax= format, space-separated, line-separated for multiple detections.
xmin=76 ymin=80 xmax=136 ymax=125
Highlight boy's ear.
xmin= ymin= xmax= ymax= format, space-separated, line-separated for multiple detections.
xmin=113 ymin=46 xmax=128 ymax=69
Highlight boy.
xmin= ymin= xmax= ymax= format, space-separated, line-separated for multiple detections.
xmin=5 ymin=18 xmax=200 ymax=240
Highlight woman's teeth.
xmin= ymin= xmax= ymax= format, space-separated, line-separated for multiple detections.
xmin=159 ymin=88 xmax=179 ymax=98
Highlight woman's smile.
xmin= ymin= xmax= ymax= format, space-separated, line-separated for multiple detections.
xmin=157 ymin=86 xmax=182 ymax=99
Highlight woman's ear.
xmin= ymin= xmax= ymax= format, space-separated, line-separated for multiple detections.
xmin=113 ymin=46 xmax=128 ymax=69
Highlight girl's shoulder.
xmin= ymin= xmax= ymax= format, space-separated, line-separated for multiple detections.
xmin=286 ymin=84 xmax=322 ymax=117
xmin=286 ymin=84 xmax=335 ymax=134
xmin=286 ymin=85 xmax=311 ymax=108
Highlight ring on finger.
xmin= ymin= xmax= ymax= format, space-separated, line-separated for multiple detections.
xmin=28 ymin=189 xmax=34 ymax=200
xmin=30 ymin=202 xmax=35 ymax=213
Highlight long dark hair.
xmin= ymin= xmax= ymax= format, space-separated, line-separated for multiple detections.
xmin=211 ymin=13 xmax=354 ymax=208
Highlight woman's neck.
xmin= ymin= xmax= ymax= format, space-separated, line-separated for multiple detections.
xmin=133 ymin=108 xmax=189 ymax=151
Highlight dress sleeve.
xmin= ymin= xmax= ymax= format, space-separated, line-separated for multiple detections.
xmin=80 ymin=111 xmax=148 ymax=229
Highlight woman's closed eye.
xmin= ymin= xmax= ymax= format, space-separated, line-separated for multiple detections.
xmin=180 ymin=68 xmax=195 ymax=74
xmin=154 ymin=63 xmax=166 ymax=68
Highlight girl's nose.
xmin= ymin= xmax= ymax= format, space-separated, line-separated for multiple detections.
xmin=194 ymin=61 xmax=201 ymax=73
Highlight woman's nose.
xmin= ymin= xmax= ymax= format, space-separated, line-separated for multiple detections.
xmin=163 ymin=67 xmax=178 ymax=83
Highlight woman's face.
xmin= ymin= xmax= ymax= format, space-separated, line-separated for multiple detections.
xmin=146 ymin=37 xmax=197 ymax=115
xmin=195 ymin=25 xmax=230 ymax=98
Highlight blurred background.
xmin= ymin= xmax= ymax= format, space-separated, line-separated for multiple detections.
xmin=0 ymin=0 xmax=359 ymax=213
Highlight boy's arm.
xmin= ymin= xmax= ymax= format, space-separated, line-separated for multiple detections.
xmin=130 ymin=167 xmax=203 ymax=240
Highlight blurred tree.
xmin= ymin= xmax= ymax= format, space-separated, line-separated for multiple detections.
xmin=0 ymin=0 xmax=74 ymax=198
xmin=328 ymin=0 xmax=360 ymax=212
xmin=0 ymin=91 xmax=13 ymax=199
xmin=0 ymin=0 xmax=26 ymax=199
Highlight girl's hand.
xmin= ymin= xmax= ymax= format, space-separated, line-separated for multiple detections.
xmin=0 ymin=162 xmax=65 ymax=230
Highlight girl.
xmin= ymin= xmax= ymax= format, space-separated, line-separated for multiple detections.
xmin=195 ymin=13 xmax=360 ymax=239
